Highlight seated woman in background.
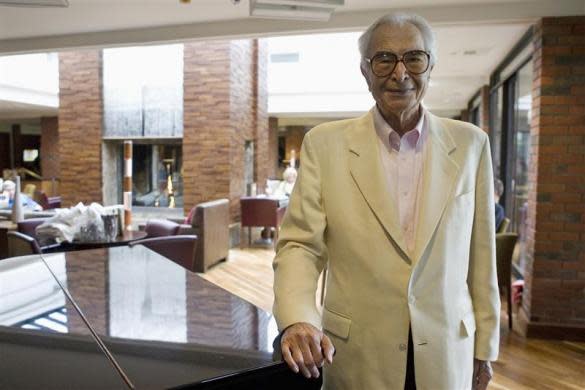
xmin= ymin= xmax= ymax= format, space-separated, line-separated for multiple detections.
xmin=494 ymin=178 xmax=505 ymax=231
xmin=1 ymin=180 xmax=43 ymax=211
xmin=272 ymin=167 xmax=298 ymax=198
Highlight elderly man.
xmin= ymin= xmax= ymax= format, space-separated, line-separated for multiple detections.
xmin=273 ymin=12 xmax=500 ymax=390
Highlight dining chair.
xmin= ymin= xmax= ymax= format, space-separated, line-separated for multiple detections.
xmin=497 ymin=217 xmax=511 ymax=234
xmin=496 ymin=232 xmax=518 ymax=329
xmin=240 ymin=197 xmax=287 ymax=247
xmin=7 ymin=231 xmax=42 ymax=257
xmin=144 ymin=219 xmax=181 ymax=238
xmin=37 ymin=191 xmax=62 ymax=210
xmin=129 ymin=235 xmax=198 ymax=272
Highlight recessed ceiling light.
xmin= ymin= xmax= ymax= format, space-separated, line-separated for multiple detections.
xmin=250 ymin=0 xmax=344 ymax=21
xmin=0 ymin=0 xmax=68 ymax=6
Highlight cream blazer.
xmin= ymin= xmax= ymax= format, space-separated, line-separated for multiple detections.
xmin=273 ymin=110 xmax=500 ymax=390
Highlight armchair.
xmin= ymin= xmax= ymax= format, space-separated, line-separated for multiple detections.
xmin=178 ymin=199 xmax=230 ymax=273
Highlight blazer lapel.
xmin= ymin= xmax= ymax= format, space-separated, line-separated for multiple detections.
xmin=412 ymin=112 xmax=460 ymax=265
xmin=347 ymin=111 xmax=408 ymax=257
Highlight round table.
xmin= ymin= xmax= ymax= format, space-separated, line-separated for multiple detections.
xmin=57 ymin=230 xmax=148 ymax=251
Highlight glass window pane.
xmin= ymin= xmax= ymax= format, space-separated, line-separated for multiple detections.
xmin=490 ymin=87 xmax=504 ymax=178
xmin=512 ymin=60 xmax=533 ymax=271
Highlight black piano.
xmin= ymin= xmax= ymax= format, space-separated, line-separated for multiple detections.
xmin=0 ymin=246 xmax=321 ymax=389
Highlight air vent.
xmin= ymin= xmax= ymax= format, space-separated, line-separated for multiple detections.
xmin=0 ymin=0 xmax=69 ymax=7
xmin=270 ymin=53 xmax=300 ymax=63
xmin=250 ymin=0 xmax=344 ymax=21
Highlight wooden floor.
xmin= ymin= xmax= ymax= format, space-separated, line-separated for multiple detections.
xmin=201 ymin=248 xmax=585 ymax=390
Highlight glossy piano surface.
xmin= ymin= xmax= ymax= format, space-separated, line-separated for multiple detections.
xmin=39 ymin=245 xmax=281 ymax=389
xmin=0 ymin=255 xmax=129 ymax=389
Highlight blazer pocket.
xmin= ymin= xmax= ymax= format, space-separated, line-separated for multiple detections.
xmin=322 ymin=307 xmax=351 ymax=340
xmin=460 ymin=311 xmax=476 ymax=338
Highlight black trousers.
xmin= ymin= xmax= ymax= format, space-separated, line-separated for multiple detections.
xmin=405 ymin=328 xmax=416 ymax=390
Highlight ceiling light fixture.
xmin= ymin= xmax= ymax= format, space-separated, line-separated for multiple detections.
xmin=249 ymin=0 xmax=344 ymax=21
xmin=0 ymin=0 xmax=68 ymax=7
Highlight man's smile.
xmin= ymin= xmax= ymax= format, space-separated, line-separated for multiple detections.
xmin=385 ymin=87 xmax=415 ymax=95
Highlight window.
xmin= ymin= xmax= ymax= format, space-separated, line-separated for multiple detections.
xmin=489 ymin=27 xmax=533 ymax=277
xmin=120 ymin=142 xmax=183 ymax=208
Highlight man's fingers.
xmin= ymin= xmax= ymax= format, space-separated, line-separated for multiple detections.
xmin=281 ymin=344 xmax=299 ymax=373
xmin=299 ymin=337 xmax=319 ymax=378
xmin=308 ymin=335 xmax=325 ymax=368
xmin=291 ymin=345 xmax=311 ymax=378
xmin=321 ymin=334 xmax=335 ymax=364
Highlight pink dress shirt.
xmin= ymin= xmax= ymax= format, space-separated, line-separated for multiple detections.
xmin=373 ymin=105 xmax=427 ymax=256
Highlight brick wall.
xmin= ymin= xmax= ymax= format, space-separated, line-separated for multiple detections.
xmin=183 ymin=41 xmax=232 ymax=215
xmin=480 ymin=86 xmax=490 ymax=132
xmin=40 ymin=116 xmax=59 ymax=180
xmin=268 ymin=117 xmax=279 ymax=178
xmin=520 ymin=16 xmax=585 ymax=339
xmin=230 ymin=40 xmax=256 ymax=220
xmin=59 ymin=50 xmax=103 ymax=207
xmin=255 ymin=39 xmax=270 ymax=188
xmin=183 ymin=39 xmax=269 ymax=222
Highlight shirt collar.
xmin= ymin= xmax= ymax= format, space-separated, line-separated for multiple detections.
xmin=373 ymin=105 xmax=425 ymax=151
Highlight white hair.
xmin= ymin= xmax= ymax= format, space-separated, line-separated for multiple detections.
xmin=2 ymin=180 xmax=15 ymax=192
xmin=283 ymin=167 xmax=297 ymax=182
xmin=358 ymin=12 xmax=437 ymax=67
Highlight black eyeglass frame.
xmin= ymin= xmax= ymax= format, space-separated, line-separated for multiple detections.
xmin=364 ymin=50 xmax=431 ymax=77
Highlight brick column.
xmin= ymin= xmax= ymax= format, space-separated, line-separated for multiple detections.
xmin=520 ymin=16 xmax=585 ymax=340
xmin=254 ymin=39 xmax=270 ymax=190
xmin=183 ymin=39 xmax=269 ymax=222
xmin=40 ymin=116 xmax=59 ymax=180
xmin=59 ymin=50 xmax=103 ymax=206
xmin=268 ymin=117 xmax=279 ymax=178
xmin=480 ymin=85 xmax=490 ymax=133
xmin=183 ymin=41 xmax=232 ymax=215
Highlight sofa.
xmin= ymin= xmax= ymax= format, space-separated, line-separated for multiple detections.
xmin=173 ymin=199 xmax=230 ymax=273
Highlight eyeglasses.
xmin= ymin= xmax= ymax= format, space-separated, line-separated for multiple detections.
xmin=365 ymin=50 xmax=430 ymax=77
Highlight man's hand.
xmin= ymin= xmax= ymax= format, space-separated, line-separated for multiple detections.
xmin=281 ymin=322 xmax=335 ymax=379
xmin=472 ymin=359 xmax=493 ymax=390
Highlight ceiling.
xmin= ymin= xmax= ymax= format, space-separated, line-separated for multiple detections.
xmin=0 ymin=0 xmax=582 ymax=120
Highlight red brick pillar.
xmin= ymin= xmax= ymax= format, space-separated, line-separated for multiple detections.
xmin=480 ymin=86 xmax=490 ymax=133
xmin=40 ymin=116 xmax=59 ymax=181
xmin=58 ymin=50 xmax=103 ymax=206
xmin=268 ymin=117 xmax=279 ymax=178
xmin=520 ymin=16 xmax=585 ymax=340
xmin=183 ymin=39 xmax=269 ymax=222
xmin=254 ymin=39 xmax=270 ymax=191
xmin=183 ymin=40 xmax=232 ymax=215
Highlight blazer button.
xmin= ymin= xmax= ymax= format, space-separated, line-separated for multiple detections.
xmin=399 ymin=343 xmax=407 ymax=351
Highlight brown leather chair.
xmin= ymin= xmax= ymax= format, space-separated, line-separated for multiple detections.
xmin=496 ymin=232 xmax=518 ymax=329
xmin=38 ymin=191 xmax=62 ymax=210
xmin=145 ymin=219 xmax=180 ymax=238
xmin=497 ymin=217 xmax=511 ymax=234
xmin=240 ymin=197 xmax=287 ymax=247
xmin=7 ymin=231 xmax=42 ymax=257
xmin=17 ymin=218 xmax=48 ymax=239
xmin=130 ymin=235 xmax=198 ymax=272
xmin=178 ymin=199 xmax=230 ymax=272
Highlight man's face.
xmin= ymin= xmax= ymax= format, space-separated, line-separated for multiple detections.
xmin=361 ymin=23 xmax=432 ymax=118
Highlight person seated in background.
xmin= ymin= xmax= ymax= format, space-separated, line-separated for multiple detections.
xmin=259 ymin=166 xmax=298 ymax=243
xmin=272 ymin=167 xmax=298 ymax=198
xmin=494 ymin=178 xmax=505 ymax=231
xmin=1 ymin=180 xmax=43 ymax=211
